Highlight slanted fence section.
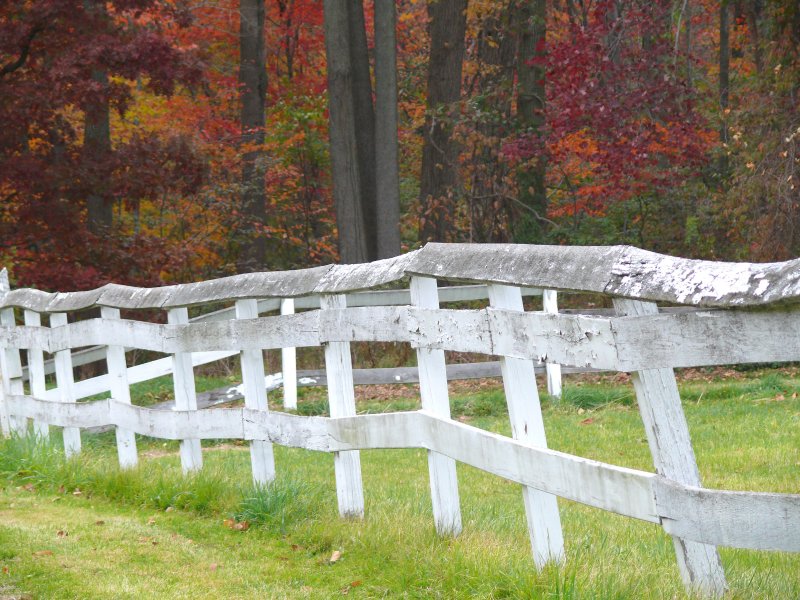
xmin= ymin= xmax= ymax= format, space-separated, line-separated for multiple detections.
xmin=1 ymin=244 xmax=800 ymax=598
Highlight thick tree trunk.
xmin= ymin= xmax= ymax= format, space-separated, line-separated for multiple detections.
xmin=83 ymin=67 xmax=113 ymax=235
xmin=419 ymin=0 xmax=468 ymax=243
xmin=324 ymin=0 xmax=369 ymax=263
xmin=374 ymin=0 xmax=401 ymax=258
xmin=514 ymin=0 xmax=547 ymax=243
xmin=348 ymin=1 xmax=378 ymax=259
xmin=468 ymin=11 xmax=516 ymax=242
xmin=238 ymin=0 xmax=268 ymax=273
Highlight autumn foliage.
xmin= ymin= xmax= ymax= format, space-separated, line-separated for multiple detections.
xmin=1 ymin=0 xmax=798 ymax=290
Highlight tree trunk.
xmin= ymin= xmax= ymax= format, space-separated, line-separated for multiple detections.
xmin=719 ymin=0 xmax=730 ymax=178
xmin=514 ymin=0 xmax=547 ymax=243
xmin=83 ymin=67 xmax=113 ymax=235
xmin=374 ymin=0 xmax=401 ymax=258
xmin=238 ymin=0 xmax=268 ymax=273
xmin=419 ymin=0 xmax=468 ymax=243
xmin=324 ymin=0 xmax=368 ymax=263
xmin=347 ymin=1 xmax=378 ymax=259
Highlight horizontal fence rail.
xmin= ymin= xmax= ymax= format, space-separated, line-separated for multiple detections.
xmin=1 ymin=243 xmax=799 ymax=599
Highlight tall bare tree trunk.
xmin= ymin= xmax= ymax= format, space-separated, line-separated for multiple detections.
xmin=348 ymin=1 xmax=377 ymax=259
xmin=419 ymin=0 xmax=468 ymax=243
xmin=324 ymin=0 xmax=369 ymax=263
xmin=374 ymin=0 xmax=401 ymax=258
xmin=719 ymin=0 xmax=730 ymax=178
xmin=238 ymin=0 xmax=268 ymax=272
xmin=514 ymin=0 xmax=547 ymax=243
xmin=84 ymin=67 xmax=113 ymax=235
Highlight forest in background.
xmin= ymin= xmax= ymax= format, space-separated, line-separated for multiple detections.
xmin=1 ymin=0 xmax=799 ymax=291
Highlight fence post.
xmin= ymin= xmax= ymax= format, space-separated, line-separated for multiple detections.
xmin=235 ymin=299 xmax=276 ymax=485
xmin=100 ymin=307 xmax=138 ymax=469
xmin=488 ymin=284 xmax=565 ymax=567
xmin=280 ymin=298 xmax=298 ymax=410
xmin=613 ymin=298 xmax=727 ymax=598
xmin=410 ymin=276 xmax=462 ymax=536
xmin=542 ymin=290 xmax=562 ymax=399
xmin=168 ymin=307 xmax=202 ymax=473
xmin=0 ymin=304 xmax=26 ymax=436
xmin=320 ymin=293 xmax=364 ymax=518
xmin=50 ymin=312 xmax=81 ymax=457
xmin=23 ymin=310 xmax=49 ymax=439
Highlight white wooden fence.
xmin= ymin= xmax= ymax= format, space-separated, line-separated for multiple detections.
xmin=1 ymin=243 xmax=799 ymax=598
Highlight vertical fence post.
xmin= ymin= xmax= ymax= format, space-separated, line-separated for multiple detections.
xmin=50 ymin=312 xmax=81 ymax=457
xmin=280 ymin=298 xmax=298 ymax=410
xmin=613 ymin=298 xmax=727 ymax=597
xmin=101 ymin=307 xmax=138 ymax=469
xmin=410 ymin=276 xmax=462 ymax=536
xmin=0 ymin=269 xmax=9 ymax=436
xmin=488 ymin=284 xmax=565 ymax=567
xmin=320 ymin=294 xmax=364 ymax=518
xmin=235 ymin=299 xmax=276 ymax=485
xmin=23 ymin=310 xmax=49 ymax=439
xmin=0 ymin=304 xmax=26 ymax=436
xmin=168 ymin=307 xmax=202 ymax=473
xmin=542 ymin=290 xmax=562 ymax=399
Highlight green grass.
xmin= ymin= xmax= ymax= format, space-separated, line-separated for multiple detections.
xmin=0 ymin=372 xmax=798 ymax=598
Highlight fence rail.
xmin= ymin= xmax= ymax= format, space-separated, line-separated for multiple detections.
xmin=2 ymin=243 xmax=799 ymax=598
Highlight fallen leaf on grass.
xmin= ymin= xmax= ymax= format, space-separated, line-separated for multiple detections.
xmin=223 ymin=519 xmax=250 ymax=531
xmin=72 ymin=489 xmax=82 ymax=496
xmin=22 ymin=484 xmax=35 ymax=493
xmin=329 ymin=550 xmax=342 ymax=564
xmin=56 ymin=530 xmax=68 ymax=538
xmin=579 ymin=417 xmax=596 ymax=425
xmin=2 ymin=565 xmax=9 ymax=574
xmin=95 ymin=520 xmax=105 ymax=526
xmin=209 ymin=563 xmax=219 ymax=572
xmin=340 ymin=581 xmax=362 ymax=595
xmin=147 ymin=517 xmax=156 ymax=526
xmin=33 ymin=550 xmax=53 ymax=557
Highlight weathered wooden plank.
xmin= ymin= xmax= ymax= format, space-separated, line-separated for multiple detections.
xmin=50 ymin=312 xmax=81 ymax=456
xmin=110 ymin=402 xmax=244 ymax=440
xmin=314 ymin=252 xmax=417 ymax=294
xmin=613 ymin=299 xmax=727 ymax=597
xmin=8 ymin=243 xmax=800 ymax=312
xmin=319 ymin=306 xmax=409 ymax=343
xmin=23 ymin=310 xmax=49 ymax=438
xmin=407 ymin=308 xmax=491 ymax=354
xmin=236 ymin=299 xmax=276 ymax=484
xmin=168 ymin=308 xmax=202 ymax=473
xmin=487 ymin=310 xmax=619 ymax=370
xmin=407 ymin=307 xmax=619 ymax=369
xmin=1 ymin=312 xmax=322 ymax=355
xmin=654 ymin=478 xmax=800 ymax=552
xmin=488 ymin=284 xmax=564 ymax=567
xmin=411 ymin=276 xmax=462 ymax=536
xmin=542 ymin=290 xmax=563 ymax=399
xmin=243 ymin=409 xmax=330 ymax=451
xmin=321 ymin=294 xmax=364 ymax=518
xmin=408 ymin=243 xmax=800 ymax=307
xmin=101 ymin=307 xmax=137 ymax=469
xmin=612 ymin=307 xmax=800 ymax=371
xmin=7 ymin=395 xmax=110 ymax=429
xmin=327 ymin=411 xmax=660 ymax=523
xmin=280 ymin=298 xmax=298 ymax=410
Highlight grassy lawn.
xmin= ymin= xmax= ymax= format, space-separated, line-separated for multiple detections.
xmin=0 ymin=370 xmax=798 ymax=598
